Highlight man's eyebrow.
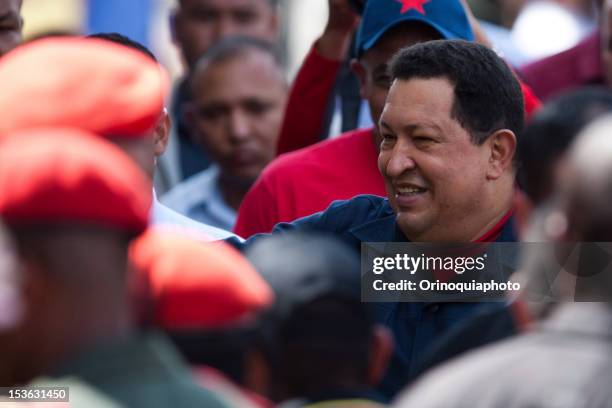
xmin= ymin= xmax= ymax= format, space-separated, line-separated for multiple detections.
xmin=379 ymin=120 xmax=392 ymax=130
xmin=0 ymin=11 xmax=19 ymax=23
xmin=401 ymin=123 xmax=443 ymax=134
xmin=380 ymin=120 xmax=443 ymax=134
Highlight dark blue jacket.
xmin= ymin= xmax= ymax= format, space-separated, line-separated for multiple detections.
xmin=234 ymin=194 xmax=518 ymax=398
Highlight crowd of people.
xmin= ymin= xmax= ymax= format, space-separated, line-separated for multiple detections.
xmin=0 ymin=0 xmax=612 ymax=406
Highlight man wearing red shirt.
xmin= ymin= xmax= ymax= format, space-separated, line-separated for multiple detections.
xmin=234 ymin=0 xmax=540 ymax=238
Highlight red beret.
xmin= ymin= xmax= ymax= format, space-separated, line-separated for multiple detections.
xmin=0 ymin=37 xmax=169 ymax=139
xmin=0 ymin=128 xmax=151 ymax=233
xmin=130 ymin=228 xmax=274 ymax=330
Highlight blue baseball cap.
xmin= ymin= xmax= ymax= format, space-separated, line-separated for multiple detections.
xmin=355 ymin=0 xmax=475 ymax=57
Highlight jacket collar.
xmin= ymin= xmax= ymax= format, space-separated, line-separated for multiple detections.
xmin=347 ymin=201 xmax=517 ymax=244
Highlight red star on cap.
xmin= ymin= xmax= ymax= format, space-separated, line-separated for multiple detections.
xmin=395 ymin=0 xmax=430 ymax=14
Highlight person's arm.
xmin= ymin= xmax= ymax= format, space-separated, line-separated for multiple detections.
xmin=229 ymin=195 xmax=379 ymax=252
xmin=277 ymin=0 xmax=359 ymax=155
xmin=229 ymin=199 xmax=338 ymax=251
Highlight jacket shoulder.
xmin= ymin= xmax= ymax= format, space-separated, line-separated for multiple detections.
xmin=290 ymin=194 xmax=391 ymax=233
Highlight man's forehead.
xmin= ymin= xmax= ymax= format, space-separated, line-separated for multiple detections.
xmin=387 ymin=77 xmax=454 ymax=104
xmin=180 ymin=0 xmax=270 ymax=10
xmin=382 ymin=78 xmax=455 ymax=122
xmin=0 ymin=0 xmax=21 ymax=15
xmin=194 ymin=49 xmax=283 ymax=87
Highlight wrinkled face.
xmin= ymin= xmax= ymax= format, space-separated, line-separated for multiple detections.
xmin=173 ymin=0 xmax=277 ymax=69
xmin=190 ymin=50 xmax=286 ymax=186
xmin=0 ymin=0 xmax=22 ymax=57
xmin=355 ymin=24 xmax=442 ymax=141
xmin=378 ymin=77 xmax=494 ymax=242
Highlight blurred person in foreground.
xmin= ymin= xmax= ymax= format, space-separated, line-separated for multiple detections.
xmin=233 ymin=39 xmax=525 ymax=398
xmin=162 ymin=36 xmax=287 ymax=231
xmin=234 ymin=0 xmax=540 ymax=238
xmin=246 ymin=233 xmax=393 ymax=406
xmin=0 ymin=128 xmax=227 ymax=407
xmin=0 ymin=0 xmax=22 ymax=57
xmin=170 ymin=0 xmax=280 ymax=180
xmin=0 ymin=34 xmax=240 ymax=241
xmin=519 ymin=0 xmax=610 ymax=101
xmin=130 ymin=228 xmax=274 ymax=407
xmin=394 ymin=114 xmax=612 ymax=407
xmin=517 ymin=86 xmax=612 ymax=208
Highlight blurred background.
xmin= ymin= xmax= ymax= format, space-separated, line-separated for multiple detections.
xmin=20 ymin=0 xmax=601 ymax=80
xmin=21 ymin=0 xmax=329 ymax=80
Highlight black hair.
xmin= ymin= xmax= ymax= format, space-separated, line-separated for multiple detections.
xmin=274 ymin=296 xmax=373 ymax=399
xmin=167 ymin=325 xmax=263 ymax=386
xmin=87 ymin=32 xmax=158 ymax=62
xmin=193 ymin=35 xmax=281 ymax=72
xmin=178 ymin=0 xmax=278 ymax=11
xmin=389 ymin=39 xmax=524 ymax=145
xmin=518 ymin=87 xmax=612 ymax=204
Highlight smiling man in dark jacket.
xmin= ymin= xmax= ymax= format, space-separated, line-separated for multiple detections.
xmin=233 ymin=39 xmax=524 ymax=398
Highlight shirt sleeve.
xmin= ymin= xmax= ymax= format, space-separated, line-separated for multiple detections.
xmin=276 ymin=41 xmax=342 ymax=155
xmin=233 ymin=172 xmax=280 ymax=238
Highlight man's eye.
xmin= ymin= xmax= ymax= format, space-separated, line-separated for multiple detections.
xmin=0 ymin=22 xmax=18 ymax=32
xmin=244 ymin=101 xmax=271 ymax=115
xmin=381 ymin=134 xmax=396 ymax=146
xmin=199 ymin=107 xmax=225 ymax=120
xmin=233 ymin=10 xmax=257 ymax=24
xmin=192 ymin=9 xmax=217 ymax=22
xmin=413 ymin=136 xmax=435 ymax=146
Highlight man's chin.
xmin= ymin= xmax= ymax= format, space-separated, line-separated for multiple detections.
xmin=395 ymin=212 xmax=432 ymax=241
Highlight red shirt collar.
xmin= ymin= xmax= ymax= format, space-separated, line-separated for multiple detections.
xmin=474 ymin=208 xmax=514 ymax=243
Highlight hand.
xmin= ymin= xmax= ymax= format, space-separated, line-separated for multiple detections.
xmin=317 ymin=0 xmax=360 ymax=61
xmin=326 ymin=0 xmax=360 ymax=34
xmin=459 ymin=0 xmax=492 ymax=48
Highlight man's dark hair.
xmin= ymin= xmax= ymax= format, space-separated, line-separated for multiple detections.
xmin=518 ymin=87 xmax=612 ymax=204
xmin=167 ymin=325 xmax=263 ymax=386
xmin=275 ymin=296 xmax=372 ymax=398
xmin=245 ymin=232 xmax=372 ymax=401
xmin=87 ymin=32 xmax=158 ymax=62
xmin=179 ymin=0 xmax=278 ymax=8
xmin=193 ymin=35 xmax=281 ymax=73
xmin=389 ymin=40 xmax=524 ymax=145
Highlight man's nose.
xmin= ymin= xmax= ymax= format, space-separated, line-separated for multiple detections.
xmin=385 ymin=141 xmax=417 ymax=178
xmin=227 ymin=110 xmax=251 ymax=142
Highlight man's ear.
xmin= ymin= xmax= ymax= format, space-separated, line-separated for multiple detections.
xmin=366 ymin=325 xmax=394 ymax=386
xmin=350 ymin=58 xmax=368 ymax=100
xmin=153 ymin=109 xmax=171 ymax=158
xmin=486 ymin=129 xmax=517 ymax=180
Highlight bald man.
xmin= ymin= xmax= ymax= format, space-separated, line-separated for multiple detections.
xmin=162 ymin=36 xmax=287 ymax=231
